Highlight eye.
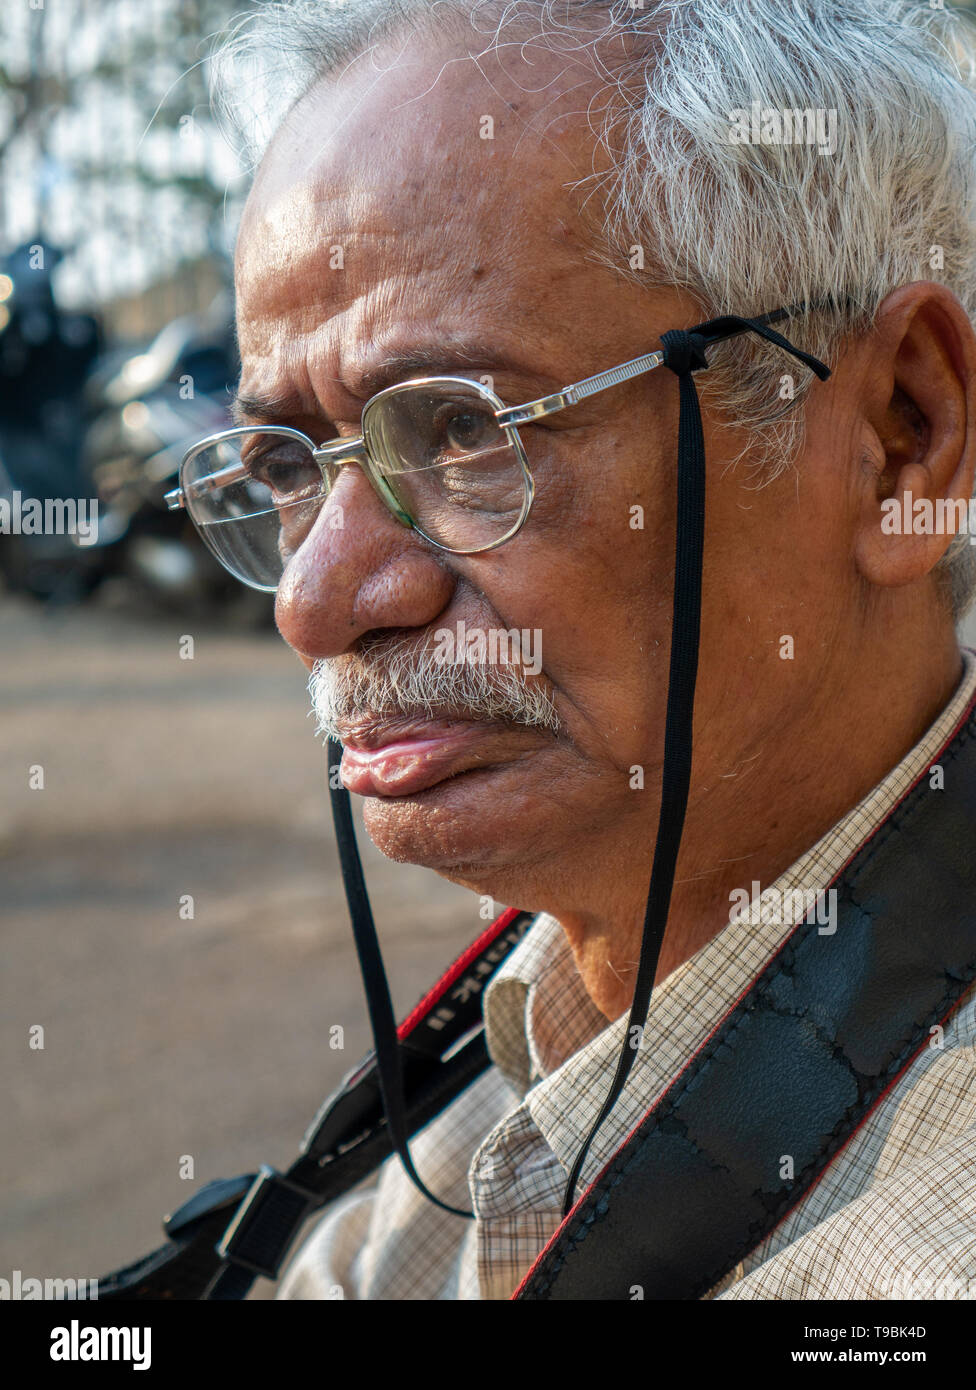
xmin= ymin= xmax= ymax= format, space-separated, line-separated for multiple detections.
xmin=241 ymin=437 xmax=320 ymax=500
xmin=431 ymin=402 xmax=497 ymax=456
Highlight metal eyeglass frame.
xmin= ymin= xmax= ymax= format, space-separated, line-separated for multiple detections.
xmin=164 ymin=346 xmax=667 ymax=566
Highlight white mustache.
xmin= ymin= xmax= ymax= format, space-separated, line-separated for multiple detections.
xmin=308 ymin=630 xmax=561 ymax=740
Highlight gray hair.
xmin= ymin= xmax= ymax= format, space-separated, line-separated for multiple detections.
xmin=212 ymin=0 xmax=976 ymax=615
xmin=308 ymin=628 xmax=562 ymax=741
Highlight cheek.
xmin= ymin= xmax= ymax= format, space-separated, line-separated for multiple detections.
xmin=516 ymin=424 xmax=673 ymax=632
xmin=456 ymin=435 xmax=674 ymax=767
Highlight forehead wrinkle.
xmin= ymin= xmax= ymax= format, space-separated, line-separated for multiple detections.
xmin=238 ymin=190 xmax=460 ymax=336
xmin=236 ymin=40 xmax=630 ymax=426
xmin=238 ymin=246 xmax=609 ymax=426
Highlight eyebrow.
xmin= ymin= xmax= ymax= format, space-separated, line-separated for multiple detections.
xmin=357 ymin=346 xmax=551 ymax=396
xmin=230 ymin=345 xmax=562 ymax=428
xmin=230 ymin=390 xmax=307 ymax=428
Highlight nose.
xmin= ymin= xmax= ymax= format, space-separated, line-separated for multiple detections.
xmin=274 ymin=459 xmax=456 ymax=664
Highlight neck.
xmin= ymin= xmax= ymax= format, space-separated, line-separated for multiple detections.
xmin=555 ymin=612 xmax=965 ymax=1021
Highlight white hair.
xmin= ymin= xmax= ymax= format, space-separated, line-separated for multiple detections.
xmin=211 ymin=0 xmax=976 ymax=614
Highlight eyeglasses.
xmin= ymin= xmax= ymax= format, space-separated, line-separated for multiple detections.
xmin=164 ymin=348 xmax=667 ymax=592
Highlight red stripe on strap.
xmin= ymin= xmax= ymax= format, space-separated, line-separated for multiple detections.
xmin=397 ymin=907 xmax=525 ymax=1042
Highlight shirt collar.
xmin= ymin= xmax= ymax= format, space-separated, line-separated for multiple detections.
xmin=482 ymin=914 xmax=605 ymax=1096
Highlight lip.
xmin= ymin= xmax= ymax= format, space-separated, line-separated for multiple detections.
xmin=338 ymin=719 xmax=506 ymax=797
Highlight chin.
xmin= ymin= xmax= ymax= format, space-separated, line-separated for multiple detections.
xmin=359 ymin=759 xmax=551 ymax=886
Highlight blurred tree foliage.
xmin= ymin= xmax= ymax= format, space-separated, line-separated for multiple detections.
xmin=0 ymin=0 xmax=246 ymax=311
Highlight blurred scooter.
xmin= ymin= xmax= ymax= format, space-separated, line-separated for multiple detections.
xmin=82 ymin=292 xmax=270 ymax=621
xmin=0 ymin=241 xmax=103 ymax=601
xmin=0 ymin=243 xmax=270 ymax=623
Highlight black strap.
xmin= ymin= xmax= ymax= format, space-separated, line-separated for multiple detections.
xmin=561 ymin=310 xmax=831 ymax=1214
xmin=517 ymin=688 xmax=976 ymax=1298
xmin=93 ymin=908 xmax=534 ymax=1300
xmin=326 ymin=737 xmax=474 ymax=1218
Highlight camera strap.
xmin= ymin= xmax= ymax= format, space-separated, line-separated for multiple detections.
xmin=95 ymin=906 xmax=535 ymax=1300
xmin=95 ymin=683 xmax=976 ymax=1300
xmin=514 ymin=686 xmax=976 ymax=1298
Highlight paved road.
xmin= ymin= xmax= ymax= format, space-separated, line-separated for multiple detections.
xmin=0 ymin=594 xmax=482 ymax=1297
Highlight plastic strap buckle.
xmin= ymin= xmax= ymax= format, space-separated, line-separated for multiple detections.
xmin=215 ymin=1165 xmax=320 ymax=1280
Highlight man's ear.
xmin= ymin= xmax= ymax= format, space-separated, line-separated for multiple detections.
xmin=853 ymin=282 xmax=976 ymax=591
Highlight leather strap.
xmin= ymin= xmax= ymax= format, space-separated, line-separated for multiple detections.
xmin=514 ymin=686 xmax=976 ymax=1299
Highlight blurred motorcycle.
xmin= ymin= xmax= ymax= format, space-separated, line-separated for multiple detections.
xmin=0 ymin=241 xmax=103 ymax=601
xmin=81 ymin=293 xmax=271 ymax=623
xmin=0 ymin=245 xmax=270 ymax=623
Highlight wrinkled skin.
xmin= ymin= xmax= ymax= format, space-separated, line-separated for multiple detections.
xmin=235 ymin=30 xmax=976 ymax=1019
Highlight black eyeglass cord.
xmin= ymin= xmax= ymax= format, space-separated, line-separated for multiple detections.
xmin=326 ymin=737 xmax=476 ymax=1217
xmin=559 ymin=310 xmax=831 ymax=1215
xmin=324 ymin=306 xmax=832 ymax=1226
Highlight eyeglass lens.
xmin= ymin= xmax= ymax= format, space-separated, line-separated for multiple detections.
xmin=181 ymin=381 xmax=531 ymax=590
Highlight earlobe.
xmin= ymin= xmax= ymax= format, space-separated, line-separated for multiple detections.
xmin=855 ymin=461 xmax=945 ymax=589
xmin=857 ymin=460 xmax=947 ymax=588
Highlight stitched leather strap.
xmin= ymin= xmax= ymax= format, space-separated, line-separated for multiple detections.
xmin=514 ymin=688 xmax=976 ymax=1300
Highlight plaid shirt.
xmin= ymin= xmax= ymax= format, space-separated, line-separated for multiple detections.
xmin=278 ymin=651 xmax=976 ymax=1300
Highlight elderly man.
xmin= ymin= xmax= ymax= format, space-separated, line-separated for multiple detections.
xmin=114 ymin=0 xmax=976 ymax=1301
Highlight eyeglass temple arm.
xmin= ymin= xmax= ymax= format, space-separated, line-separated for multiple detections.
xmin=495 ymin=350 xmax=666 ymax=427
xmin=493 ymin=305 xmax=805 ymax=429
xmin=165 ymin=459 xmax=250 ymax=510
